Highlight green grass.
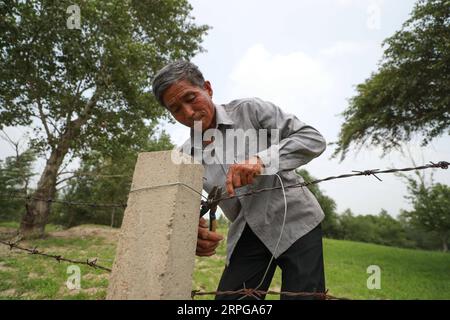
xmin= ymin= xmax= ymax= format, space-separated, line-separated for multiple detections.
xmin=1 ymin=223 xmax=449 ymax=300
xmin=324 ymin=238 xmax=450 ymax=299
xmin=193 ymin=226 xmax=450 ymax=300
xmin=0 ymin=223 xmax=115 ymax=300
xmin=0 ymin=221 xmax=63 ymax=233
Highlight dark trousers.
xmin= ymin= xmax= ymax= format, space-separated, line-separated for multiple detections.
xmin=215 ymin=223 xmax=325 ymax=300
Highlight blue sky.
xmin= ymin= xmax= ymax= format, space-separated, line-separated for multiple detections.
xmin=159 ymin=0 xmax=450 ymax=216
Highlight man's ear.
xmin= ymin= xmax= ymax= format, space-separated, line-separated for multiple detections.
xmin=204 ymin=80 xmax=213 ymax=97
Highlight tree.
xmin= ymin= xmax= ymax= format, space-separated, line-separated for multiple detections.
xmin=395 ymin=148 xmax=450 ymax=252
xmin=333 ymin=0 xmax=450 ymax=160
xmin=372 ymin=209 xmax=408 ymax=247
xmin=335 ymin=209 xmax=409 ymax=247
xmin=338 ymin=209 xmax=376 ymax=243
xmin=295 ymin=169 xmax=340 ymax=238
xmin=401 ymin=181 xmax=450 ymax=252
xmin=0 ymin=149 xmax=36 ymax=222
xmin=0 ymin=0 xmax=209 ymax=237
xmin=398 ymin=211 xmax=445 ymax=250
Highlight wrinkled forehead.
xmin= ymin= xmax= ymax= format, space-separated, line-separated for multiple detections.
xmin=162 ymin=79 xmax=200 ymax=106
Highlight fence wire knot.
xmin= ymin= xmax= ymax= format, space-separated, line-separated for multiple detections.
xmin=431 ymin=161 xmax=449 ymax=169
xmin=241 ymin=288 xmax=263 ymax=299
xmin=352 ymin=169 xmax=382 ymax=181
xmin=87 ymin=258 xmax=98 ymax=268
xmin=191 ymin=290 xmax=199 ymax=299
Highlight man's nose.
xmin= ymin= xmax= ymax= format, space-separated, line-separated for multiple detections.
xmin=183 ymin=104 xmax=195 ymax=119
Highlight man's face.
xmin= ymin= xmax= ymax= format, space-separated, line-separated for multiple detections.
xmin=162 ymin=79 xmax=215 ymax=132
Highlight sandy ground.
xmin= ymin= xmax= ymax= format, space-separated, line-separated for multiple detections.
xmin=50 ymin=225 xmax=119 ymax=243
xmin=0 ymin=224 xmax=120 ymax=243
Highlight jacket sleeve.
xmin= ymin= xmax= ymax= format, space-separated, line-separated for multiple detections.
xmin=247 ymin=98 xmax=326 ymax=174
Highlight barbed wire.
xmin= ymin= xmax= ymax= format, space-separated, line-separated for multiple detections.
xmin=55 ymin=172 xmax=132 ymax=185
xmin=0 ymin=193 xmax=127 ymax=208
xmin=57 ymin=171 xmax=131 ymax=179
xmin=213 ymin=161 xmax=449 ymax=204
xmin=0 ymin=238 xmax=349 ymax=299
xmin=0 ymin=239 xmax=112 ymax=272
xmin=191 ymin=288 xmax=349 ymax=300
xmin=1 ymin=161 xmax=447 ymax=210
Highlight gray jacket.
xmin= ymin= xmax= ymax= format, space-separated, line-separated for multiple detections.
xmin=180 ymin=97 xmax=326 ymax=266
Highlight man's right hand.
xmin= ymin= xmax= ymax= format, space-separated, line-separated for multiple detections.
xmin=197 ymin=217 xmax=224 ymax=256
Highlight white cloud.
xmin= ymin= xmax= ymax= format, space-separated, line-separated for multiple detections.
xmin=319 ymin=41 xmax=373 ymax=58
xmin=335 ymin=0 xmax=384 ymax=7
xmin=336 ymin=0 xmax=358 ymax=6
xmin=228 ymin=44 xmax=333 ymax=118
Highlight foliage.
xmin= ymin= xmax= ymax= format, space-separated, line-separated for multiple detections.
xmin=333 ymin=0 xmax=450 ymax=160
xmin=296 ymin=169 xmax=341 ymax=238
xmin=401 ymin=180 xmax=450 ymax=251
xmin=0 ymin=0 xmax=209 ymax=235
xmin=0 ymin=0 xmax=209 ymax=157
xmin=0 ymin=149 xmax=36 ymax=221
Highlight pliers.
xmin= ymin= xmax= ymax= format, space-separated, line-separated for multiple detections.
xmin=199 ymin=186 xmax=222 ymax=232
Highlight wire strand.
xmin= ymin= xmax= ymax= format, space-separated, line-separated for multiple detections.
xmin=238 ymin=173 xmax=288 ymax=300
xmin=128 ymin=181 xmax=207 ymax=200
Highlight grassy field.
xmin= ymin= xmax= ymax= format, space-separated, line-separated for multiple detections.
xmin=0 ymin=222 xmax=449 ymax=300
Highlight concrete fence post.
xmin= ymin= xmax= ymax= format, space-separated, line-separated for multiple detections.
xmin=106 ymin=151 xmax=203 ymax=299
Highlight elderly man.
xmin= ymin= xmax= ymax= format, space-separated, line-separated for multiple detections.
xmin=152 ymin=61 xmax=327 ymax=300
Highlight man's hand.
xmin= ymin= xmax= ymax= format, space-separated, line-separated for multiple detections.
xmin=197 ymin=217 xmax=224 ymax=257
xmin=226 ymin=156 xmax=264 ymax=196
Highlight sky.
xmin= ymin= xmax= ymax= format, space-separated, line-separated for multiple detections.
xmin=158 ymin=0 xmax=450 ymax=216
xmin=1 ymin=0 xmax=449 ymax=217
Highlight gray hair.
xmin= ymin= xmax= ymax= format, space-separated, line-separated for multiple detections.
xmin=152 ymin=60 xmax=205 ymax=107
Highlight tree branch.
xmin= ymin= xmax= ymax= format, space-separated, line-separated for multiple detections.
xmin=0 ymin=130 xmax=21 ymax=157
xmin=43 ymin=116 xmax=62 ymax=137
xmin=36 ymin=99 xmax=55 ymax=147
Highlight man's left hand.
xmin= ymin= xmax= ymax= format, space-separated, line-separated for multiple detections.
xmin=226 ymin=156 xmax=263 ymax=196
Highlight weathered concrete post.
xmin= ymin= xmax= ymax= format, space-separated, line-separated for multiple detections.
xmin=107 ymin=151 xmax=203 ymax=299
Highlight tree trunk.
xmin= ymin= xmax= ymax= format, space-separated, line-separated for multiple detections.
xmin=111 ymin=208 xmax=115 ymax=228
xmin=19 ymin=144 xmax=69 ymax=238
xmin=19 ymin=99 xmax=98 ymax=238
xmin=442 ymin=235 xmax=448 ymax=253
